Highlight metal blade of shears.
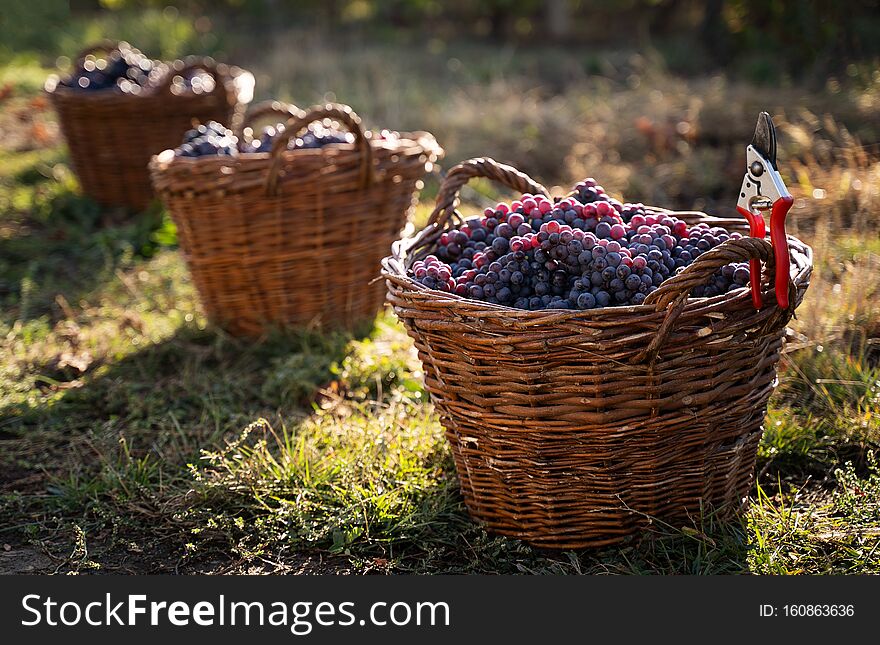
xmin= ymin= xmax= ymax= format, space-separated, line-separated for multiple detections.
xmin=751 ymin=111 xmax=777 ymax=169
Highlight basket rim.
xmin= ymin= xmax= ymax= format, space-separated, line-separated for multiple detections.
xmin=382 ymin=213 xmax=813 ymax=323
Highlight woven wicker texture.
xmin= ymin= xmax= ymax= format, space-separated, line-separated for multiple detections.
xmin=383 ymin=158 xmax=813 ymax=549
xmin=151 ymin=102 xmax=443 ymax=336
xmin=46 ymin=40 xmax=254 ymax=211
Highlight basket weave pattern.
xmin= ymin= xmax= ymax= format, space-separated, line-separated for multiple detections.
xmin=47 ymin=41 xmax=254 ymax=211
xmin=383 ymin=158 xmax=812 ymax=548
xmin=151 ymin=102 xmax=442 ymax=336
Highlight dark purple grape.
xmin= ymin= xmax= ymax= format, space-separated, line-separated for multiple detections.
xmin=491 ymin=237 xmax=509 ymax=254
xmin=625 ymin=274 xmax=642 ymax=291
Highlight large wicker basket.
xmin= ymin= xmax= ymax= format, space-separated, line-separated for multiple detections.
xmin=46 ymin=40 xmax=254 ymax=211
xmin=382 ymin=158 xmax=812 ymax=549
xmin=150 ymin=102 xmax=443 ymax=336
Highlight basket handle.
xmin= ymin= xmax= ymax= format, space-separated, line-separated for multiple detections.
xmin=74 ymin=40 xmax=123 ymax=62
xmin=635 ymin=236 xmax=793 ymax=364
xmin=239 ymin=100 xmax=302 ymax=135
xmin=429 ymin=158 xmax=550 ymax=228
xmin=264 ymin=103 xmax=373 ymax=196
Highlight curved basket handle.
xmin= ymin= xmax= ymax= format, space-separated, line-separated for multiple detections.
xmin=429 ymin=157 xmax=550 ymax=229
xmin=154 ymin=58 xmax=228 ymax=95
xmin=75 ymin=40 xmax=123 ymax=62
xmin=265 ymin=103 xmax=373 ymax=196
xmin=391 ymin=158 xmax=548 ymax=265
xmin=239 ymin=100 xmax=302 ymax=136
xmin=634 ymin=236 xmax=793 ymax=364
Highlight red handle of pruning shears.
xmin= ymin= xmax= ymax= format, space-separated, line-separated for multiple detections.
xmin=736 ymin=205 xmax=766 ymax=309
xmin=737 ymin=112 xmax=791 ymax=310
xmin=736 ymin=196 xmax=793 ymax=310
xmin=770 ymin=195 xmax=793 ymax=310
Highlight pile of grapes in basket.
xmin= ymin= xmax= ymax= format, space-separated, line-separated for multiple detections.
xmin=173 ymin=120 xmax=399 ymax=158
xmin=57 ymin=42 xmax=214 ymax=95
xmin=411 ymin=179 xmax=751 ymax=310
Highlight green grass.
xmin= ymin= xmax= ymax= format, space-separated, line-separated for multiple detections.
xmin=1 ymin=38 xmax=879 ymax=574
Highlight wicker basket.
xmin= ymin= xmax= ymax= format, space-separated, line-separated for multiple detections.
xmin=46 ymin=40 xmax=254 ymax=211
xmin=150 ymin=102 xmax=443 ymax=336
xmin=382 ymin=158 xmax=813 ymax=549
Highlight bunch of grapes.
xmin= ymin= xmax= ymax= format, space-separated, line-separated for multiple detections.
xmin=245 ymin=121 xmax=355 ymax=153
xmin=178 ymin=118 xmax=372 ymax=158
xmin=409 ymin=180 xmax=750 ymax=310
xmin=175 ymin=122 xmax=239 ymax=157
xmin=692 ymin=262 xmax=751 ymax=298
xmin=58 ymin=44 xmax=222 ymax=98
xmin=59 ymin=44 xmax=160 ymax=94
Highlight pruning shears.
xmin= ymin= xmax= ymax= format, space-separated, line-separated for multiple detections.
xmin=736 ymin=112 xmax=793 ymax=310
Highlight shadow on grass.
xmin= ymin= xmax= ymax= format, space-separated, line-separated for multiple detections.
xmin=0 ymin=321 xmax=366 ymax=492
xmin=0 ymin=177 xmax=174 ymax=326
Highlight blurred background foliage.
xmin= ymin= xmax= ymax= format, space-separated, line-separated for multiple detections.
xmin=3 ymin=1 xmax=880 ymax=83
